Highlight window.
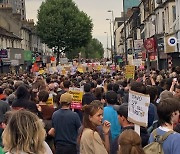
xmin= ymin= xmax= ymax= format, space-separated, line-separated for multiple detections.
xmin=172 ymin=6 xmax=176 ymax=22
xmin=162 ymin=12 xmax=165 ymax=31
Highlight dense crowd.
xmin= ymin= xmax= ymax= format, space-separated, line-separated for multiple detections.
xmin=0 ymin=65 xmax=179 ymax=154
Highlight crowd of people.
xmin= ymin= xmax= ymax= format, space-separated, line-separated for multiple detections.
xmin=0 ymin=65 xmax=179 ymax=154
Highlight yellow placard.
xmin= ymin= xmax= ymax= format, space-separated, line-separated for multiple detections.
xmin=77 ymin=67 xmax=84 ymax=73
xmin=61 ymin=69 xmax=66 ymax=75
xmin=39 ymin=69 xmax=45 ymax=74
xmin=125 ymin=65 xmax=135 ymax=79
xmin=46 ymin=96 xmax=53 ymax=106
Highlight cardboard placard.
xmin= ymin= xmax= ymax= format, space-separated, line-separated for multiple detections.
xmin=128 ymin=90 xmax=150 ymax=127
xmin=69 ymin=87 xmax=83 ymax=109
xmin=125 ymin=65 xmax=135 ymax=79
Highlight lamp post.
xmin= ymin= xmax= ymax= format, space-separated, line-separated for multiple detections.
xmin=123 ymin=0 xmax=128 ymax=65
xmin=107 ymin=10 xmax=116 ymax=63
xmin=104 ymin=32 xmax=109 ymax=59
xmin=106 ymin=18 xmax=113 ymax=63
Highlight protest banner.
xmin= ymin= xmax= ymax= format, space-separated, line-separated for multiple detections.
xmin=128 ymin=90 xmax=150 ymax=134
xmin=69 ymin=87 xmax=83 ymax=109
xmin=46 ymin=93 xmax=54 ymax=106
xmin=77 ymin=66 xmax=84 ymax=73
xmin=125 ymin=65 xmax=135 ymax=79
xmin=39 ymin=68 xmax=45 ymax=74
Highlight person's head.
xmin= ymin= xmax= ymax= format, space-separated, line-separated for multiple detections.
xmin=15 ymin=85 xmax=30 ymax=99
xmin=94 ymin=87 xmax=104 ymax=100
xmin=113 ymin=83 xmax=119 ymax=93
xmin=107 ymin=83 xmax=113 ymax=91
xmin=84 ymin=83 xmax=91 ymax=93
xmin=146 ymin=86 xmax=158 ymax=103
xmin=105 ymin=91 xmax=117 ymax=105
xmin=2 ymin=110 xmax=46 ymax=154
xmin=60 ymin=92 xmax=73 ymax=107
xmin=38 ymin=90 xmax=49 ymax=103
xmin=82 ymin=100 xmax=104 ymax=131
xmin=174 ymin=85 xmax=180 ymax=99
xmin=130 ymin=81 xmax=146 ymax=94
xmin=159 ymin=90 xmax=173 ymax=100
xmin=118 ymin=129 xmax=145 ymax=154
xmin=117 ymin=103 xmax=132 ymax=127
xmin=63 ymin=80 xmax=71 ymax=89
xmin=157 ymin=98 xmax=180 ymax=126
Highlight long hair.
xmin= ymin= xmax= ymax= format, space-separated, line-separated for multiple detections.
xmin=77 ymin=100 xmax=103 ymax=144
xmin=118 ymin=129 xmax=145 ymax=154
xmin=2 ymin=110 xmax=46 ymax=154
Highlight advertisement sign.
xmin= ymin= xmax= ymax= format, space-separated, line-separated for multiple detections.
xmin=134 ymin=39 xmax=144 ymax=52
xmin=24 ymin=50 xmax=32 ymax=61
xmin=128 ymin=90 xmax=150 ymax=127
xmin=125 ymin=65 xmax=135 ymax=79
xmin=164 ymin=35 xmax=176 ymax=53
xmin=0 ymin=49 xmax=8 ymax=58
xmin=11 ymin=60 xmax=19 ymax=66
xmin=69 ymin=87 xmax=83 ymax=109
xmin=15 ymin=54 xmax=21 ymax=60
xmin=144 ymin=38 xmax=156 ymax=53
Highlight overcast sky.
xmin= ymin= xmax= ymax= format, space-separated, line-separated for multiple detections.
xmin=25 ymin=0 xmax=123 ymax=48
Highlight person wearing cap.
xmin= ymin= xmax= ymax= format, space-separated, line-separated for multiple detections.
xmin=49 ymin=92 xmax=81 ymax=154
xmin=111 ymin=103 xmax=149 ymax=154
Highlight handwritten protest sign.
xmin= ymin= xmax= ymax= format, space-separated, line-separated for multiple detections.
xmin=69 ymin=87 xmax=83 ymax=109
xmin=128 ymin=90 xmax=150 ymax=127
xmin=125 ymin=65 xmax=135 ymax=79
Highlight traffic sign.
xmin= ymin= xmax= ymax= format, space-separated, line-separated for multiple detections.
xmin=168 ymin=37 xmax=177 ymax=46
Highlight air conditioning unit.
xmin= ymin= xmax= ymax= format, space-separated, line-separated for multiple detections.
xmin=156 ymin=0 xmax=162 ymax=4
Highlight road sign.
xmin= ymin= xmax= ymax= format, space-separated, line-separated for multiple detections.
xmin=168 ymin=37 xmax=177 ymax=46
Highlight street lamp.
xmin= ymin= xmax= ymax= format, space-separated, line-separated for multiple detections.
xmin=123 ymin=0 xmax=128 ymax=65
xmin=104 ymin=32 xmax=109 ymax=59
xmin=107 ymin=10 xmax=116 ymax=62
xmin=106 ymin=18 xmax=113 ymax=63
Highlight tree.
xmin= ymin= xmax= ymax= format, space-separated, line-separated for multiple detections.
xmin=74 ymin=38 xmax=104 ymax=59
xmin=36 ymin=0 xmax=93 ymax=64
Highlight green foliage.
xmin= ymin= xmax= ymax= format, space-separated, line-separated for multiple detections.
xmin=72 ymin=38 xmax=104 ymax=59
xmin=36 ymin=0 xmax=93 ymax=63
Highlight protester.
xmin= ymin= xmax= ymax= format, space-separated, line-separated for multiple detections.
xmin=2 ymin=110 xmax=53 ymax=154
xmin=149 ymin=98 xmax=180 ymax=154
xmin=49 ymin=92 xmax=81 ymax=154
xmin=103 ymin=91 xmax=121 ymax=141
xmin=111 ymin=103 xmax=149 ymax=154
xmin=118 ymin=129 xmax=145 ymax=154
xmin=79 ymin=102 xmax=111 ymax=154
xmin=82 ymin=83 xmax=95 ymax=105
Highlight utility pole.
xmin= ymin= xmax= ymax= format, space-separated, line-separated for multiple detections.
xmin=104 ymin=32 xmax=109 ymax=59
xmin=108 ymin=10 xmax=116 ymax=64
xmin=106 ymin=18 xmax=113 ymax=63
xmin=123 ymin=0 xmax=128 ymax=65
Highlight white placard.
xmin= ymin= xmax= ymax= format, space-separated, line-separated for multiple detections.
xmin=128 ymin=90 xmax=150 ymax=127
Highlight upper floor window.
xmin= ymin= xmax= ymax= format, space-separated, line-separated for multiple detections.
xmin=172 ymin=6 xmax=176 ymax=22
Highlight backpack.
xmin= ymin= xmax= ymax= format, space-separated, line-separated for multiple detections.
xmin=143 ymin=129 xmax=174 ymax=154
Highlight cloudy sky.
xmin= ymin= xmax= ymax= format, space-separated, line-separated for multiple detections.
xmin=25 ymin=0 xmax=123 ymax=48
